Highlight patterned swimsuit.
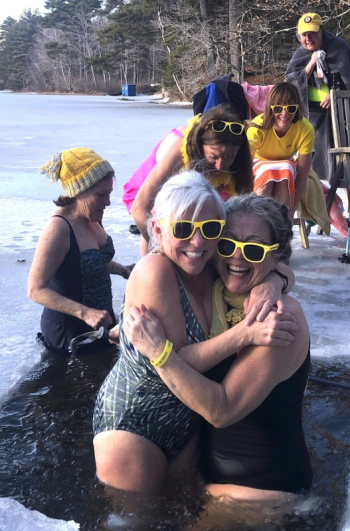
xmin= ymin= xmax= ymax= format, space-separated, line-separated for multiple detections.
xmin=93 ymin=269 xmax=207 ymax=458
xmin=38 ymin=215 xmax=116 ymax=356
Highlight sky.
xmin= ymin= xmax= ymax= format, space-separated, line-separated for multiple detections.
xmin=0 ymin=0 xmax=47 ymax=25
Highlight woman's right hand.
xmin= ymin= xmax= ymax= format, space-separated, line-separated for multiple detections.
xmin=123 ymin=304 xmax=167 ymax=360
xmin=245 ymin=309 xmax=298 ymax=348
xmin=81 ymin=308 xmax=113 ymax=330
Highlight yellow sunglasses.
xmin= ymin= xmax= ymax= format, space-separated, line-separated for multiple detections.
xmin=206 ymin=120 xmax=245 ymax=135
xmin=270 ymin=104 xmax=299 ymax=115
xmin=160 ymin=219 xmax=225 ymax=240
xmin=217 ymin=238 xmax=280 ymax=263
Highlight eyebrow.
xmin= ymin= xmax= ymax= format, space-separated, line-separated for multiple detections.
xmin=224 ymin=231 xmax=270 ymax=244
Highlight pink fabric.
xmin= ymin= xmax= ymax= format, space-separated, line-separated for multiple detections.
xmin=321 ymin=182 xmax=349 ymax=237
xmin=122 ymin=128 xmax=184 ymax=213
xmin=241 ymin=82 xmax=274 ymax=117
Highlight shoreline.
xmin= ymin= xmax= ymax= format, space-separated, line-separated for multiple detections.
xmin=0 ymin=89 xmax=193 ymax=107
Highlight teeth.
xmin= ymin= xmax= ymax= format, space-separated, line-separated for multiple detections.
xmin=185 ymin=251 xmax=203 ymax=258
xmin=228 ymin=265 xmax=249 ymax=275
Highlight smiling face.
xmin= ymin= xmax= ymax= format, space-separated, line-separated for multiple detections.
xmin=214 ymin=213 xmax=279 ymax=294
xmin=76 ymin=174 xmax=114 ymax=222
xmin=202 ymin=144 xmax=240 ymax=173
xmin=299 ymin=29 xmax=323 ymax=51
xmin=272 ymin=106 xmax=297 ymax=135
xmin=154 ymin=198 xmax=222 ymax=277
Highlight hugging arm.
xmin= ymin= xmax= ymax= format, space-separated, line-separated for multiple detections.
xmin=244 ymin=262 xmax=295 ymax=324
xmin=124 ymin=297 xmax=308 ymax=426
xmin=124 ymin=297 xmax=298 ymax=374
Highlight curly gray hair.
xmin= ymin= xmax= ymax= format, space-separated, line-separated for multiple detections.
xmin=223 ymin=193 xmax=293 ymax=263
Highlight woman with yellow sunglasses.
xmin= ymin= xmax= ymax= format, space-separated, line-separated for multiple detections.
xmin=123 ymin=103 xmax=253 ymax=255
xmin=123 ymin=192 xmax=312 ymax=504
xmin=247 ymin=82 xmax=314 ymax=219
xmin=93 ymin=173 xmax=297 ymax=494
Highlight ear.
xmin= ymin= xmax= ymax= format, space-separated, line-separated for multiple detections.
xmin=152 ymin=219 xmax=163 ymax=245
xmin=271 ymin=255 xmax=280 ymax=270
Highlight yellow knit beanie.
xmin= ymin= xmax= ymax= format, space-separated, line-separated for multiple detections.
xmin=40 ymin=147 xmax=115 ymax=198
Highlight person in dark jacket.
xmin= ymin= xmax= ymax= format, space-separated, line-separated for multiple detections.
xmin=286 ymin=12 xmax=350 ymax=183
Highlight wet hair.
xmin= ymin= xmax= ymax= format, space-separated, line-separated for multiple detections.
xmin=261 ymin=83 xmax=304 ymax=130
xmin=186 ymin=104 xmax=253 ymax=194
xmin=223 ymin=193 xmax=293 ymax=263
xmin=147 ymin=170 xmax=225 ymax=251
xmin=53 ymin=172 xmax=115 ymax=207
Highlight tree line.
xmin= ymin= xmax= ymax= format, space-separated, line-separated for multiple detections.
xmin=1 ymin=0 xmax=350 ymax=99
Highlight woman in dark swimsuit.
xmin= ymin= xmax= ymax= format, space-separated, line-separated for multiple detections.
xmin=93 ymin=172 xmax=298 ymax=493
xmin=124 ymin=193 xmax=312 ymax=499
xmin=28 ymin=147 xmax=133 ymax=357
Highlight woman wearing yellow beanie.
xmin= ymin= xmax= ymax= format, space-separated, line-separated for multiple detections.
xmin=28 ymin=147 xmax=133 ymax=357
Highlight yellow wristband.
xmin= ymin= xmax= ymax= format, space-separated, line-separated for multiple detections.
xmin=151 ymin=339 xmax=173 ymax=368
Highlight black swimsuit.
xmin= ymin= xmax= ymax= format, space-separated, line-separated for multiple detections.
xmin=200 ymin=351 xmax=313 ymax=493
xmin=38 ymin=215 xmax=116 ymax=356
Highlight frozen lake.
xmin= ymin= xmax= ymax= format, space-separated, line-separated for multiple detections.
xmin=0 ymin=92 xmax=350 ymax=530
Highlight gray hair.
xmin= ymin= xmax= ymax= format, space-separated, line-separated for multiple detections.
xmin=223 ymin=193 xmax=293 ymax=263
xmin=296 ymin=25 xmax=325 ymax=41
xmin=147 ymin=170 xmax=225 ymax=251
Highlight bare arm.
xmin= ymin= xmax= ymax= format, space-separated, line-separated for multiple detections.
xmin=125 ymin=297 xmax=308 ymax=428
xmin=107 ymin=261 xmax=135 ymax=279
xmin=27 ymin=217 xmax=112 ymax=329
xmin=123 ymin=299 xmax=298 ymax=374
xmin=291 ymin=152 xmax=313 ymax=218
xmin=130 ymin=132 xmax=184 ymax=240
xmin=244 ymin=263 xmax=295 ymax=325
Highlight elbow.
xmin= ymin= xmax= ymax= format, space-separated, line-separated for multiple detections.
xmin=27 ymin=284 xmax=37 ymax=302
xmin=207 ymin=407 xmax=232 ymax=429
xmin=130 ymin=198 xmax=143 ymax=225
xmin=210 ymin=416 xmax=232 ymax=429
xmin=130 ymin=201 xmax=138 ymax=220
xmin=27 ymin=282 xmax=43 ymax=303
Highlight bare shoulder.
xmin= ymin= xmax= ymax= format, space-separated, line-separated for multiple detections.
xmin=37 ymin=214 xmax=70 ymax=248
xmin=130 ymin=253 xmax=175 ymax=282
xmin=156 ymin=129 xmax=185 ymax=162
xmin=125 ymin=254 xmax=179 ymax=309
xmin=282 ymin=294 xmax=307 ymax=321
xmin=43 ymin=213 xmax=70 ymax=234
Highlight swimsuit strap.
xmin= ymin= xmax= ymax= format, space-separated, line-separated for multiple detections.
xmin=170 ymin=128 xmax=185 ymax=138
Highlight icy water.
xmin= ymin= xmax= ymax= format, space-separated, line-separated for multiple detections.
xmin=0 ymin=92 xmax=350 ymax=530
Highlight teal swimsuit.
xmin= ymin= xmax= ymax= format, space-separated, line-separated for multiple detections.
xmin=93 ymin=269 xmax=207 ymax=458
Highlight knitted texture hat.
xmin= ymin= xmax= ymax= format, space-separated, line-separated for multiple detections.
xmin=297 ymin=13 xmax=322 ymax=34
xmin=40 ymin=147 xmax=114 ymax=198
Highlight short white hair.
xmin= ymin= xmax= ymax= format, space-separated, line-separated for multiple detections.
xmin=147 ymin=170 xmax=225 ymax=251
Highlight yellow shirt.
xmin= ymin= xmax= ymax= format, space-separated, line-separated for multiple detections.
xmin=247 ymin=115 xmax=315 ymax=160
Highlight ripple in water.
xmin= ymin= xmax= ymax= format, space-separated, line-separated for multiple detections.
xmin=0 ymin=349 xmax=349 ymax=531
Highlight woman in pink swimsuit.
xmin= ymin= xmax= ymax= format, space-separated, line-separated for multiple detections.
xmin=123 ymin=104 xmax=253 ymax=255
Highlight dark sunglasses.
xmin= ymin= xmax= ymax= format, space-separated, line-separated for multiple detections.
xmin=217 ymin=238 xmax=280 ymax=263
xmin=160 ymin=219 xmax=225 ymax=240
xmin=206 ymin=120 xmax=245 ymax=135
xmin=271 ymin=104 xmax=299 ymax=115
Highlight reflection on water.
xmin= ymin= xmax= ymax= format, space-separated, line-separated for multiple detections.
xmin=0 ymin=350 xmax=349 ymax=531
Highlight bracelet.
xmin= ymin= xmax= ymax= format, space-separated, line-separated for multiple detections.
xmin=151 ymin=339 xmax=173 ymax=368
xmin=273 ymin=269 xmax=288 ymax=292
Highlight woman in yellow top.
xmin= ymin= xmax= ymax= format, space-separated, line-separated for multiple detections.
xmin=247 ymin=82 xmax=315 ymax=219
xmin=123 ymin=104 xmax=253 ymax=255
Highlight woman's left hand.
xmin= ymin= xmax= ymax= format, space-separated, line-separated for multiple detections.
xmin=244 ymin=274 xmax=285 ymax=325
xmin=123 ymin=304 xmax=167 ymax=360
